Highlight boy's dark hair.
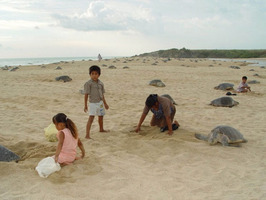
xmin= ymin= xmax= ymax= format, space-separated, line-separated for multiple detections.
xmin=242 ymin=76 xmax=247 ymax=80
xmin=145 ymin=94 xmax=158 ymax=108
xmin=89 ymin=65 xmax=101 ymax=75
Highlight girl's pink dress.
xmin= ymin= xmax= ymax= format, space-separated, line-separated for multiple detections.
xmin=57 ymin=128 xmax=78 ymax=164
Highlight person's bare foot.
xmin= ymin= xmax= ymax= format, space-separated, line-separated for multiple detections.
xmin=100 ymin=129 xmax=110 ymax=133
xmin=167 ymin=130 xmax=173 ymax=135
xmin=85 ymin=135 xmax=92 ymax=139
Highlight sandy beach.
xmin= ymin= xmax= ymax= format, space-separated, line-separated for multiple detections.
xmin=0 ymin=57 xmax=265 ymax=200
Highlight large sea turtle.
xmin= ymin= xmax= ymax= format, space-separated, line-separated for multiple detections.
xmin=248 ymin=80 xmax=260 ymax=84
xmin=161 ymin=94 xmax=177 ymax=105
xmin=0 ymin=145 xmax=20 ymax=162
xmin=108 ymin=65 xmax=117 ymax=69
xmin=195 ymin=125 xmax=247 ymax=147
xmin=55 ymin=75 xmax=72 ymax=82
xmin=214 ymin=83 xmax=234 ymax=90
xmin=149 ymin=79 xmax=165 ymax=87
xmin=210 ymin=97 xmax=239 ymax=107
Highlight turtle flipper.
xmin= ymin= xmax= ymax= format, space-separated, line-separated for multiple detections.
xmin=195 ymin=133 xmax=208 ymax=141
xmin=220 ymin=135 xmax=229 ymax=146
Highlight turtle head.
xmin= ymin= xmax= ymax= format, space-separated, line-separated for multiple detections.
xmin=208 ymin=131 xmax=219 ymax=145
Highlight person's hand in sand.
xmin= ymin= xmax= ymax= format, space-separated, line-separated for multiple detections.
xmin=75 ymin=146 xmax=85 ymax=160
xmin=136 ymin=94 xmax=179 ymax=135
xmin=135 ymin=125 xmax=141 ymax=133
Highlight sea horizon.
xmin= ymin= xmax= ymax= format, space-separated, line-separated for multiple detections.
xmin=1 ymin=56 xmax=265 ymax=68
xmin=0 ymin=56 xmax=125 ymax=68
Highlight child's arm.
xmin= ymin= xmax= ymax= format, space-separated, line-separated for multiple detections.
xmin=77 ymin=138 xmax=85 ymax=159
xmin=103 ymin=95 xmax=109 ymax=110
xmin=135 ymin=113 xmax=147 ymax=133
xmin=55 ymin=131 xmax=65 ymax=163
xmin=84 ymin=94 xmax=89 ymax=112
xmin=241 ymin=84 xmax=251 ymax=91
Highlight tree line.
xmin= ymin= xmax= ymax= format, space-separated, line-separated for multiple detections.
xmin=138 ymin=48 xmax=266 ymax=58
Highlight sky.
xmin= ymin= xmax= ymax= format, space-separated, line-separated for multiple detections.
xmin=0 ymin=0 xmax=265 ymax=58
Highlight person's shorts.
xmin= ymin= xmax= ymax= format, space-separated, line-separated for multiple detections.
xmin=89 ymin=101 xmax=105 ymax=116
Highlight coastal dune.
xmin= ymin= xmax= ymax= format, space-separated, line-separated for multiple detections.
xmin=0 ymin=57 xmax=265 ymax=199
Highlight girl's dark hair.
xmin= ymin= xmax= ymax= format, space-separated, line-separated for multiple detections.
xmin=242 ymin=76 xmax=247 ymax=80
xmin=89 ymin=65 xmax=101 ymax=75
xmin=145 ymin=94 xmax=158 ymax=108
xmin=52 ymin=113 xmax=78 ymax=139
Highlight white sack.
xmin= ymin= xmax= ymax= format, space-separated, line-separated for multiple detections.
xmin=35 ymin=157 xmax=61 ymax=178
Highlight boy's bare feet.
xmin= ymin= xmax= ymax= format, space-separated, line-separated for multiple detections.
xmin=100 ymin=129 xmax=110 ymax=133
xmin=85 ymin=134 xmax=92 ymax=139
xmin=167 ymin=130 xmax=173 ymax=135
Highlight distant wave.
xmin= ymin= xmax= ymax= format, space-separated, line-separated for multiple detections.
xmin=0 ymin=56 xmax=119 ymax=67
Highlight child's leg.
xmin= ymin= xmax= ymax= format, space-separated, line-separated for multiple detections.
xmin=160 ymin=120 xmax=180 ymax=132
xmin=98 ymin=116 xmax=108 ymax=132
xmin=86 ymin=116 xmax=94 ymax=139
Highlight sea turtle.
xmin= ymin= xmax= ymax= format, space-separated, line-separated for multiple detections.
xmin=55 ymin=75 xmax=72 ymax=82
xmin=248 ymin=80 xmax=260 ymax=84
xmin=161 ymin=94 xmax=177 ymax=105
xmin=55 ymin=66 xmax=62 ymax=70
xmin=214 ymin=83 xmax=234 ymax=90
xmin=108 ymin=65 xmax=116 ymax=69
xmin=149 ymin=79 xmax=166 ymax=87
xmin=195 ymin=125 xmax=247 ymax=147
xmin=9 ymin=67 xmax=19 ymax=72
xmin=0 ymin=145 xmax=20 ymax=162
xmin=229 ymin=66 xmax=240 ymax=69
xmin=210 ymin=97 xmax=239 ymax=107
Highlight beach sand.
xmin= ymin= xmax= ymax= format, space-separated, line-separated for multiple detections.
xmin=0 ymin=57 xmax=265 ymax=200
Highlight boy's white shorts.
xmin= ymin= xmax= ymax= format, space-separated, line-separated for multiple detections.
xmin=89 ymin=101 xmax=105 ymax=116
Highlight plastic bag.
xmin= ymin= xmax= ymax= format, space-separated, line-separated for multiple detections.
xmin=44 ymin=123 xmax=58 ymax=142
xmin=35 ymin=157 xmax=61 ymax=178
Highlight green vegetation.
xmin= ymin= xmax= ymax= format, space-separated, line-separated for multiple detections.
xmin=138 ymin=48 xmax=266 ymax=58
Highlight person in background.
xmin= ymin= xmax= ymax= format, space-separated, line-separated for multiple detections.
xmin=98 ymin=54 xmax=102 ymax=62
xmin=236 ymin=76 xmax=251 ymax=92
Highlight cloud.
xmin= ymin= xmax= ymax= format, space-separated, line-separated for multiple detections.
xmin=52 ymin=1 xmax=123 ymax=31
xmin=52 ymin=0 xmax=158 ymax=32
xmin=0 ymin=20 xmax=48 ymax=30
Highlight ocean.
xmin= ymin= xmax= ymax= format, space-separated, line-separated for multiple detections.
xmin=210 ymin=58 xmax=266 ymax=67
xmin=1 ymin=56 xmax=265 ymax=68
xmin=0 ymin=56 xmax=120 ymax=68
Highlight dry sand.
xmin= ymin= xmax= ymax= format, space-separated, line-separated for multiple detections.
xmin=0 ymin=57 xmax=265 ymax=200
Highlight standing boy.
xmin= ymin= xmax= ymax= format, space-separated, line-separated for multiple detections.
xmin=236 ymin=76 xmax=251 ymax=93
xmin=84 ymin=65 xmax=109 ymax=139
